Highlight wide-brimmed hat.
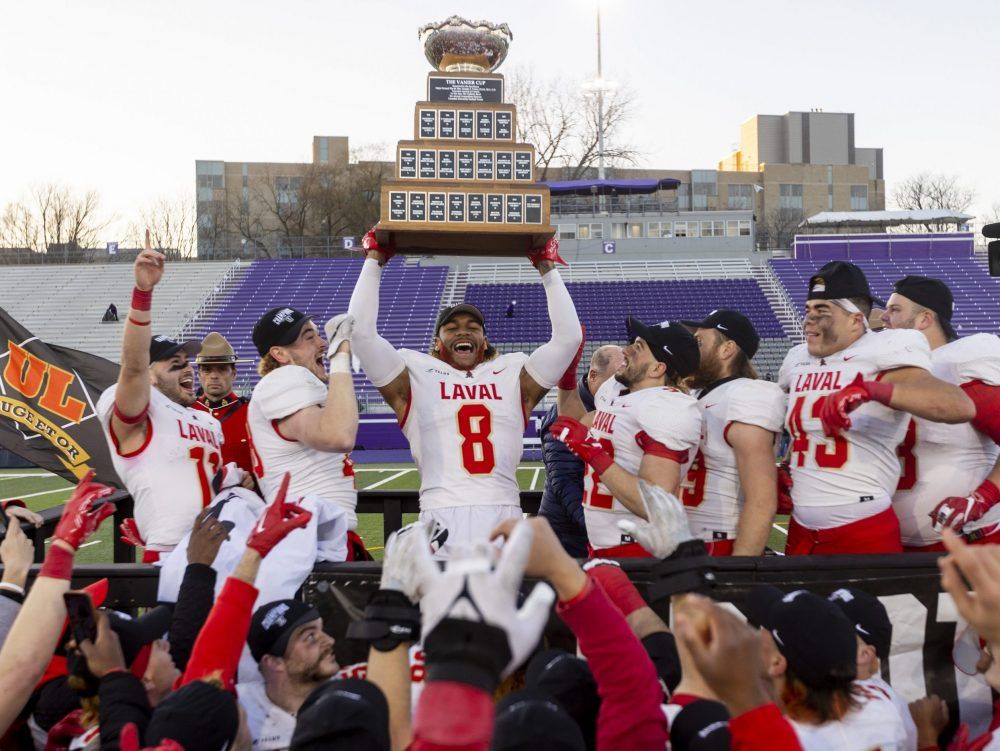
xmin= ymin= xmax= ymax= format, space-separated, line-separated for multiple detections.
xmin=194 ymin=331 xmax=251 ymax=365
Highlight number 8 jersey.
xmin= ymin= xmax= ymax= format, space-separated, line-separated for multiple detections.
xmin=777 ymin=329 xmax=931 ymax=519
xmin=400 ymin=349 xmax=530 ymax=511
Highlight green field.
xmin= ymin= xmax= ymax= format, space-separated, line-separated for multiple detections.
xmin=0 ymin=465 xmax=789 ymax=562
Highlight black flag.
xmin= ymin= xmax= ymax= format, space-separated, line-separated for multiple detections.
xmin=0 ymin=308 xmax=121 ymax=486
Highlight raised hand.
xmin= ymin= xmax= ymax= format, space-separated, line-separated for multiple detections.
xmin=527 ymin=236 xmax=567 ymax=268
xmin=930 ymin=479 xmax=1000 ymax=534
xmin=245 ymin=473 xmax=311 ymax=557
xmin=134 ymin=229 xmax=166 ymax=292
xmin=549 ymin=416 xmax=613 ymax=475
xmin=617 ymin=480 xmax=695 ymax=558
xmin=819 ymin=373 xmax=894 ymax=437
xmin=324 ymin=313 xmax=355 ymax=359
xmin=53 ymin=470 xmax=116 ymax=551
xmin=1 ymin=519 xmax=35 ymax=589
xmin=187 ymin=507 xmax=230 ymax=566
xmin=558 ymin=325 xmax=587 ymax=390
xmin=362 ymin=227 xmax=395 ymax=264
xmin=381 ymin=519 xmax=448 ymax=601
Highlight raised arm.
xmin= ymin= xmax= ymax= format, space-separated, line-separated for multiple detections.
xmin=347 ymin=231 xmax=410 ymax=419
xmin=111 ymin=230 xmax=164 ymax=455
xmin=521 ymin=241 xmax=582 ymax=412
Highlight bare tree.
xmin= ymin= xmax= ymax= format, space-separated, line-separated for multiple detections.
xmin=891 ymin=172 xmax=976 ymax=232
xmin=126 ymin=195 xmax=197 ymax=258
xmin=506 ymin=66 xmax=639 ymax=181
xmin=0 ymin=184 xmax=109 ymax=261
xmin=757 ymin=208 xmax=802 ymax=250
xmin=983 ymin=201 xmax=1000 ymax=226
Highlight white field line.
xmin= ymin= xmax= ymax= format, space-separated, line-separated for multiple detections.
xmin=362 ymin=469 xmax=416 ymax=490
xmin=530 ymin=467 xmax=542 ymax=490
xmin=2 ymin=487 xmax=73 ymax=503
xmin=771 ymin=523 xmax=788 ymax=536
xmin=0 ymin=473 xmax=60 ymax=479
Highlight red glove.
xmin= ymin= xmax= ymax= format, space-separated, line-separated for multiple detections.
xmin=43 ymin=709 xmax=85 ymax=751
xmin=53 ymin=470 xmax=116 ymax=551
xmin=818 ymin=373 xmax=894 ymax=437
xmin=558 ymin=325 xmax=586 ymax=391
xmin=527 ymin=236 xmax=567 ymax=268
xmin=549 ymin=416 xmax=613 ymax=475
xmin=119 ymin=723 xmax=184 ymax=751
xmin=119 ymin=517 xmax=145 ymax=547
xmin=245 ymin=473 xmax=312 ymax=557
xmin=582 ymin=559 xmax=647 ymax=616
xmin=930 ymin=479 xmax=1000 ymax=533
xmin=362 ymin=227 xmax=395 ymax=263
xmin=776 ymin=461 xmax=793 ymax=515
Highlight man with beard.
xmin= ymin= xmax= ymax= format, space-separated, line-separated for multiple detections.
xmin=681 ymin=309 xmax=785 ymax=555
xmin=347 ymin=231 xmax=581 ymax=556
xmin=247 ymin=308 xmax=361 ymax=554
xmin=777 ymin=261 xmax=975 ymax=554
xmin=551 ymin=317 xmax=702 ymax=557
xmin=240 ymin=599 xmax=338 ymax=751
xmin=96 ymin=232 xmax=224 ymax=561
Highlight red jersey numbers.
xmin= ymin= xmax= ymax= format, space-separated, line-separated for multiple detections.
xmin=896 ymin=420 xmax=918 ymax=491
xmin=584 ymin=438 xmax=616 ymax=510
xmin=681 ymin=449 xmax=707 ymax=507
xmin=788 ymin=395 xmax=848 ymax=469
xmin=456 ymin=403 xmax=496 ymax=475
xmin=189 ymin=445 xmax=221 ymax=507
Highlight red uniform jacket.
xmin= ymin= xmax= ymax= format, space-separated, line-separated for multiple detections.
xmin=193 ymin=392 xmax=254 ymax=479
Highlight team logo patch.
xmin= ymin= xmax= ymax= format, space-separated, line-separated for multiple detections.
xmin=272 ymin=308 xmax=295 ymax=325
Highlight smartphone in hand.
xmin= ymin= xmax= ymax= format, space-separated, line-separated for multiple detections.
xmin=63 ymin=591 xmax=98 ymax=645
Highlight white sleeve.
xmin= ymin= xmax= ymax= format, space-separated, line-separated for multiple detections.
xmin=96 ymin=385 xmax=116 ymax=422
xmin=252 ymin=367 xmax=326 ymax=420
xmin=727 ymin=380 xmax=786 ymax=433
xmin=777 ymin=345 xmax=803 ymax=392
xmin=347 ymin=258 xmax=406 ymax=388
xmin=639 ymin=392 xmax=702 ymax=453
xmin=875 ymin=329 xmax=932 ymax=372
xmin=523 ymin=269 xmax=582 ymax=389
xmin=956 ymin=334 xmax=1000 ymax=385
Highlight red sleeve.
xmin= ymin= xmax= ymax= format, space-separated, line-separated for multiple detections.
xmin=557 ymin=578 xmax=669 ymax=751
xmin=179 ymin=577 xmax=258 ymax=693
xmin=961 ymin=381 xmax=1000 ymax=444
xmin=729 ymin=704 xmax=802 ymax=751
xmin=409 ymin=681 xmax=493 ymax=751
xmin=1 ymin=499 xmax=25 ymax=511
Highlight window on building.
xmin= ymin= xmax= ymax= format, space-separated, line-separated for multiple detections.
xmin=589 ymin=223 xmax=604 ymax=239
xmin=701 ymin=220 xmax=724 ymax=237
xmin=827 ymin=166 xmax=834 ymax=210
xmin=851 ymin=185 xmax=868 ymax=210
xmin=319 ymin=137 xmax=329 ymax=164
xmin=675 ymin=221 xmax=700 ymax=238
xmin=779 ymin=184 xmax=803 ymax=210
xmin=577 ymin=223 xmax=603 ymax=240
xmin=727 ymin=220 xmax=740 ymax=237
xmin=739 ymin=220 xmax=751 ymax=236
xmin=557 ymin=224 xmax=577 ymax=240
xmin=647 ymin=221 xmax=672 ymax=238
xmin=629 ymin=222 xmax=643 ymax=238
xmin=727 ymin=184 xmax=752 ymax=210
xmin=677 ymin=184 xmax=690 ymax=211
xmin=611 ymin=222 xmax=627 ymax=240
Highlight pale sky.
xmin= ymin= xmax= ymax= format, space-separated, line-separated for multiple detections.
xmin=1 ymin=0 xmax=997 ymax=243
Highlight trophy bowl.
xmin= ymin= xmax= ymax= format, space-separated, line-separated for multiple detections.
xmin=418 ymin=16 xmax=513 ymax=73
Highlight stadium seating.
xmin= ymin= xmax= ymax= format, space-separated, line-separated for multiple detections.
xmin=0 ymin=261 xmax=240 ymax=362
xmin=770 ymin=257 xmax=1000 ymax=336
xmin=186 ymin=258 xmax=449 ymax=406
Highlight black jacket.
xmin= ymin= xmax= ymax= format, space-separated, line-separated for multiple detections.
xmin=167 ymin=563 xmax=217 ymax=672
xmin=538 ymin=377 xmax=596 ymax=557
xmin=98 ymin=672 xmax=151 ymax=751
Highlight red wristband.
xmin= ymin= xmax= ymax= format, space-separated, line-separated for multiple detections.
xmin=587 ymin=564 xmax=647 ymax=616
xmin=113 ymin=402 xmax=148 ymax=425
xmin=40 ymin=544 xmax=75 ymax=581
xmin=862 ymin=380 xmax=894 ymax=406
xmin=127 ymin=316 xmax=150 ymax=327
xmin=558 ymin=372 xmax=579 ymax=391
xmin=976 ymin=479 xmax=1000 ymax=505
xmin=588 ymin=451 xmax=614 ymax=476
xmin=131 ymin=287 xmax=152 ymax=311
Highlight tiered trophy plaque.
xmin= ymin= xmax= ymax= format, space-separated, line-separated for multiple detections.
xmin=374 ymin=16 xmax=555 ymax=255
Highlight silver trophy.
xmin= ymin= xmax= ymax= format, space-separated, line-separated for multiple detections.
xmin=418 ymin=15 xmax=513 ymax=73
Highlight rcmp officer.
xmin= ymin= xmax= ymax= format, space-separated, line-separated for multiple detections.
xmin=192 ymin=331 xmax=255 ymax=479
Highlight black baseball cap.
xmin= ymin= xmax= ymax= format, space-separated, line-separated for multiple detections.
xmin=252 ymin=307 xmax=313 ymax=357
xmin=745 ymin=585 xmax=857 ymax=690
xmin=247 ymin=599 xmax=322 ymax=663
xmin=526 ymin=649 xmax=599 ymax=746
xmin=828 ymin=587 xmax=892 ymax=661
xmin=626 ymin=316 xmax=701 ymax=377
xmin=492 ymin=688 xmax=586 ymax=751
xmin=434 ymin=303 xmax=486 ymax=336
xmin=106 ymin=605 xmax=173 ymax=667
xmin=807 ymin=261 xmax=884 ymax=307
xmin=892 ymin=275 xmax=957 ymax=340
xmin=290 ymin=678 xmax=390 ymax=751
xmin=681 ymin=308 xmax=761 ymax=359
xmin=149 ymin=334 xmax=201 ymax=363
xmin=146 ymin=681 xmax=239 ymax=751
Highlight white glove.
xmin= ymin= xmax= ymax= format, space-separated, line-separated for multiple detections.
xmin=324 ymin=313 xmax=354 ymax=360
xmin=381 ymin=519 xmax=449 ymax=601
xmin=413 ymin=522 xmax=555 ymax=678
xmin=211 ymin=461 xmax=248 ymax=493
xmin=618 ymin=480 xmax=695 ymax=558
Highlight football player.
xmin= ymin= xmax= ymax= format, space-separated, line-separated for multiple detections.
xmin=682 ymin=309 xmax=785 ymax=555
xmin=777 ymin=261 xmax=975 ymax=555
xmin=96 ymin=232 xmax=224 ymax=561
xmin=551 ymin=317 xmax=702 ymax=558
xmin=347 ymin=232 xmax=581 ymax=557
xmin=881 ymin=276 xmax=1000 ymax=550
xmin=247 ymin=308 xmax=363 ymax=556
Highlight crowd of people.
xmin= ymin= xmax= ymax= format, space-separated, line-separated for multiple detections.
xmin=0 ymin=225 xmax=999 ymax=750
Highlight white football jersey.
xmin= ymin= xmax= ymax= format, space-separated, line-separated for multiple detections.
xmin=238 ymin=679 xmax=295 ymax=751
xmin=790 ymin=685 xmax=909 ymax=751
xmin=893 ymin=334 xmax=1000 ymax=546
xmin=399 ymin=349 xmax=529 ymax=511
xmin=583 ymin=378 xmax=702 ymax=550
xmin=778 ymin=330 xmax=931 ymax=524
xmin=97 ymin=385 xmax=224 ymax=551
xmin=856 ymin=676 xmax=918 ymax=751
xmin=683 ymin=379 xmax=785 ymax=542
xmin=248 ymin=365 xmax=357 ymax=528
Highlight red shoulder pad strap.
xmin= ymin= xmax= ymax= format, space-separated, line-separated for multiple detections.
xmin=962 ymin=380 xmax=1000 ymax=444
xmin=635 ymin=430 xmax=689 ymax=464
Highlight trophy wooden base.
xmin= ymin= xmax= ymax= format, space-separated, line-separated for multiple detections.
xmin=374 ymin=224 xmax=555 ymax=256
